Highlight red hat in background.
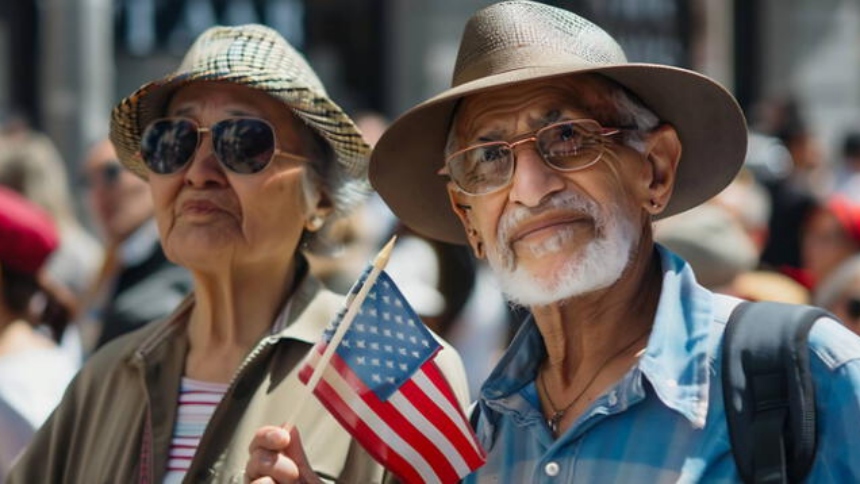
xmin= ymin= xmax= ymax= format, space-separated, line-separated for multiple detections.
xmin=0 ymin=186 xmax=59 ymax=275
xmin=827 ymin=196 xmax=860 ymax=246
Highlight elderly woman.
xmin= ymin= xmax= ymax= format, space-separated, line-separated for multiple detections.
xmin=8 ymin=25 xmax=468 ymax=484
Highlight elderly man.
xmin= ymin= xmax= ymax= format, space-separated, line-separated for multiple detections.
xmin=369 ymin=1 xmax=860 ymax=482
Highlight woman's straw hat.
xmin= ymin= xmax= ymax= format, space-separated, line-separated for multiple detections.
xmin=110 ymin=24 xmax=371 ymax=217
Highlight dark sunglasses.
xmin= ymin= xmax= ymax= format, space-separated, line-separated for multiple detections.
xmin=140 ymin=117 xmax=307 ymax=175
xmin=81 ymin=162 xmax=123 ymax=189
xmin=438 ymin=119 xmax=636 ymax=196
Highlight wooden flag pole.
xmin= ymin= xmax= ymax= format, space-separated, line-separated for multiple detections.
xmin=284 ymin=235 xmax=397 ymax=427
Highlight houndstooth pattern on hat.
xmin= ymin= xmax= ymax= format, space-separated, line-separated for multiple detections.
xmin=110 ymin=24 xmax=371 ymax=218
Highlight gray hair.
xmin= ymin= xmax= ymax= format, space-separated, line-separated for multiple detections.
xmin=298 ymin=125 xmax=369 ymax=256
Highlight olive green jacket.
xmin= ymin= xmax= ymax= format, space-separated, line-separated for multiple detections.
xmin=7 ymin=270 xmax=471 ymax=483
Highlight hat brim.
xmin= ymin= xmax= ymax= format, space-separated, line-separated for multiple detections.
xmin=370 ymin=62 xmax=747 ymax=244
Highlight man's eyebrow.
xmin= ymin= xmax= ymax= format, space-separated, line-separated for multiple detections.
xmin=476 ymin=129 xmax=504 ymax=142
xmin=472 ymin=110 xmax=562 ymax=141
xmin=528 ymin=110 xmax=562 ymax=129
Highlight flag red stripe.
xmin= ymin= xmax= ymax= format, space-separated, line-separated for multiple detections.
xmin=400 ymin=366 xmax=486 ymax=469
xmin=327 ymin=354 xmax=461 ymax=483
xmin=313 ymin=376 xmax=428 ymax=484
xmin=414 ymin=361 xmax=484 ymax=458
xmin=398 ymin=375 xmax=482 ymax=469
xmin=420 ymin=360 xmax=468 ymax=412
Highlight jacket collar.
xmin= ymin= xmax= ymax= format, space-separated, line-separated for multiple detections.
xmin=128 ymin=254 xmax=337 ymax=364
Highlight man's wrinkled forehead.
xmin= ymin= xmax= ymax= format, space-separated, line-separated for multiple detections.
xmin=451 ymin=74 xmax=621 ymax=141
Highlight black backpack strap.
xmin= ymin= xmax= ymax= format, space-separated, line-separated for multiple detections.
xmin=722 ymin=301 xmax=829 ymax=484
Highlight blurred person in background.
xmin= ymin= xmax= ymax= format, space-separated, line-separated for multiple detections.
xmin=710 ymin=166 xmax=772 ymax=253
xmin=74 ymin=138 xmax=192 ymax=357
xmin=655 ymin=202 xmax=810 ymax=304
xmin=801 ymin=195 xmax=860 ymax=292
xmin=749 ymin=96 xmax=824 ymax=278
xmin=815 ymin=255 xmax=860 ymax=336
xmin=833 ymin=130 xmax=860 ymax=201
xmin=0 ymin=128 xmax=103 ymax=326
xmin=654 ymin=204 xmax=759 ymax=295
xmin=0 ymin=186 xmax=78 ymax=480
xmin=708 ymin=167 xmax=810 ymax=303
xmin=7 ymin=24 xmax=469 ymax=483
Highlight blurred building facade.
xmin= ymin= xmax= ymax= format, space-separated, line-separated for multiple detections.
xmin=0 ymin=0 xmax=859 ymax=195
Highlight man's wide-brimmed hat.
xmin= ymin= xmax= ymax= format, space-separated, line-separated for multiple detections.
xmin=370 ymin=0 xmax=748 ymax=244
xmin=110 ymin=24 xmax=370 ymax=217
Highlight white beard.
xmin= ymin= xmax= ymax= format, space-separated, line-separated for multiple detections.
xmin=485 ymin=192 xmax=638 ymax=307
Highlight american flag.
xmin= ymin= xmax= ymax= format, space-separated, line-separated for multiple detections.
xmin=298 ymin=269 xmax=486 ymax=483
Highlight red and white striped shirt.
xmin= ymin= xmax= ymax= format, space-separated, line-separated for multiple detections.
xmin=163 ymin=378 xmax=228 ymax=484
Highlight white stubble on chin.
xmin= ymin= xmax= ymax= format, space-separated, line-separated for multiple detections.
xmin=486 ymin=194 xmax=639 ymax=307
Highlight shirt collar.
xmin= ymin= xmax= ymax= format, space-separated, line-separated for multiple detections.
xmin=478 ymin=244 xmax=716 ymax=430
xmin=638 ymin=244 xmax=715 ymax=428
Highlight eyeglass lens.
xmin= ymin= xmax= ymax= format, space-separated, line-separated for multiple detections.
xmin=140 ymin=118 xmax=278 ymax=175
xmin=447 ymin=120 xmax=609 ymax=195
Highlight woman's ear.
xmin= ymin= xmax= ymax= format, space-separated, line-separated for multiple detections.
xmin=304 ymin=187 xmax=334 ymax=232
xmin=640 ymin=124 xmax=682 ymax=215
xmin=446 ymin=185 xmax=485 ymax=259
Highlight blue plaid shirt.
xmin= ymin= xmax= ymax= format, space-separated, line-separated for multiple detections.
xmin=465 ymin=245 xmax=860 ymax=483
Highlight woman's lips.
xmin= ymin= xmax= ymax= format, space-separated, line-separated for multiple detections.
xmin=179 ymin=198 xmax=230 ymax=218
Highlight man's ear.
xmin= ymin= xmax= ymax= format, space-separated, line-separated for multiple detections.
xmin=446 ymin=185 xmax=485 ymax=259
xmin=640 ymin=124 xmax=681 ymax=215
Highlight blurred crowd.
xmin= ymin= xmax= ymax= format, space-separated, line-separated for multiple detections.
xmin=2 ymin=91 xmax=860 ymax=477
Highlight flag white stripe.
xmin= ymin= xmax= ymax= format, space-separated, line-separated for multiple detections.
xmin=388 ymin=369 xmax=472 ymax=476
xmin=319 ymin=363 xmax=442 ymax=483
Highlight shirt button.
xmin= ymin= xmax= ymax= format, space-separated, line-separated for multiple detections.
xmin=545 ymin=461 xmax=560 ymax=477
xmin=608 ymin=391 xmax=618 ymax=406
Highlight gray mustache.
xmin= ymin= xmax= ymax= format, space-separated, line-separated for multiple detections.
xmin=497 ymin=192 xmax=601 ymax=245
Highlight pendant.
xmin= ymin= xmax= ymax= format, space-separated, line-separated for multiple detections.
xmin=547 ymin=411 xmax=564 ymax=434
